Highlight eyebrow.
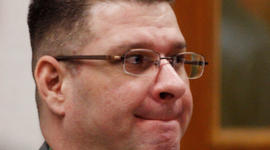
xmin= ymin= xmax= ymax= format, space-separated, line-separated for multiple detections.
xmin=171 ymin=41 xmax=187 ymax=53
xmin=108 ymin=41 xmax=187 ymax=55
xmin=172 ymin=41 xmax=187 ymax=50
xmin=107 ymin=42 xmax=153 ymax=55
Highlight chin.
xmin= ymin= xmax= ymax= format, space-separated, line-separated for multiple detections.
xmin=136 ymin=138 xmax=180 ymax=150
xmin=132 ymin=119 xmax=182 ymax=150
xmin=154 ymin=143 xmax=180 ymax=150
xmin=151 ymin=135 xmax=180 ymax=150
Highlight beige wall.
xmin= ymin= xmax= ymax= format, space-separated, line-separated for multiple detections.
xmin=0 ymin=0 xmax=43 ymax=149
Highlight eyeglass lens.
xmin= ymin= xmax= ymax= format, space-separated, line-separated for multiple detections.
xmin=174 ymin=52 xmax=205 ymax=79
xmin=123 ymin=49 xmax=205 ymax=79
xmin=124 ymin=49 xmax=158 ymax=75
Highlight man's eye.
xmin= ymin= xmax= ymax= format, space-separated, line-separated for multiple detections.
xmin=176 ymin=55 xmax=185 ymax=63
xmin=126 ymin=55 xmax=145 ymax=64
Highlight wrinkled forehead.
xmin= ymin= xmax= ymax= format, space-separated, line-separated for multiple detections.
xmin=89 ymin=1 xmax=179 ymax=32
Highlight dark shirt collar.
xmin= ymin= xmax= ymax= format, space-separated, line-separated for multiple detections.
xmin=39 ymin=142 xmax=50 ymax=150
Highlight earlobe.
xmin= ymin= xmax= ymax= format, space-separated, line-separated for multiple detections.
xmin=35 ymin=56 xmax=66 ymax=116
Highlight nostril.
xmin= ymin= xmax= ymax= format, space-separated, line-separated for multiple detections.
xmin=159 ymin=92 xmax=174 ymax=100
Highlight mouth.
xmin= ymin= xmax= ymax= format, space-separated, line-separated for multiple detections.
xmin=134 ymin=114 xmax=181 ymax=132
xmin=134 ymin=114 xmax=179 ymax=122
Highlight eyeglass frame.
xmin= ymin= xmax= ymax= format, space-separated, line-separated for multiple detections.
xmin=54 ymin=49 xmax=208 ymax=79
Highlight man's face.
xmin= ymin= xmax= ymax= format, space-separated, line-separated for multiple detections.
xmin=63 ymin=2 xmax=193 ymax=150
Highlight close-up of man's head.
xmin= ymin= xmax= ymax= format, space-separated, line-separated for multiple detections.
xmin=28 ymin=0 xmax=207 ymax=150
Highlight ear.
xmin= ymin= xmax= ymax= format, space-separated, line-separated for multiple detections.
xmin=35 ymin=56 xmax=66 ymax=116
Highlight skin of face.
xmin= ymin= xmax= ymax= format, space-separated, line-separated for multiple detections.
xmin=61 ymin=1 xmax=193 ymax=150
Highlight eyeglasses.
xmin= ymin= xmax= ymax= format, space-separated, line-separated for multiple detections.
xmin=55 ymin=49 xmax=208 ymax=79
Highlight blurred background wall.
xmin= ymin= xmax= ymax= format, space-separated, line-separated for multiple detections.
xmin=221 ymin=0 xmax=270 ymax=128
xmin=0 ymin=0 xmax=43 ymax=149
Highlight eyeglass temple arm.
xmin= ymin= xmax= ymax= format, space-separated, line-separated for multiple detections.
xmin=54 ymin=55 xmax=123 ymax=62
xmin=184 ymin=60 xmax=208 ymax=65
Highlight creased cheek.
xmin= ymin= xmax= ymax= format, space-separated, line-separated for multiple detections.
xmin=107 ymin=79 xmax=151 ymax=107
xmin=179 ymin=92 xmax=193 ymax=133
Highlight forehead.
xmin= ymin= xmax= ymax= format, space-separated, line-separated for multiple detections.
xmin=90 ymin=1 xmax=177 ymax=28
xmin=83 ymin=1 xmax=184 ymax=54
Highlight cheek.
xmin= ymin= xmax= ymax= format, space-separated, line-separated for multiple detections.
xmin=180 ymin=90 xmax=193 ymax=132
xmin=93 ymin=77 xmax=153 ymax=125
xmin=66 ymin=72 xmax=154 ymax=136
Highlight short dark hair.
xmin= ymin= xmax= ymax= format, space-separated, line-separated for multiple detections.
xmin=28 ymin=0 xmax=173 ymax=116
xmin=28 ymin=0 xmax=92 ymax=72
xmin=28 ymin=0 xmax=94 ymax=114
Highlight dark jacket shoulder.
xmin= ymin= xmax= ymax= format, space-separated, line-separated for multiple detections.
xmin=39 ymin=142 xmax=49 ymax=150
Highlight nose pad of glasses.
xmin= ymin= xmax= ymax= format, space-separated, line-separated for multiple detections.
xmin=160 ymin=57 xmax=175 ymax=67
xmin=159 ymin=92 xmax=174 ymax=100
xmin=153 ymin=60 xmax=160 ymax=66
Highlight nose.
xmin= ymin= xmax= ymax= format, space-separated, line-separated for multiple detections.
xmin=150 ymin=60 xmax=188 ymax=102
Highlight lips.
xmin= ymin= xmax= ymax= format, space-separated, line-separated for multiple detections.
xmin=134 ymin=112 xmax=181 ymax=121
xmin=133 ymin=97 xmax=184 ymax=122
